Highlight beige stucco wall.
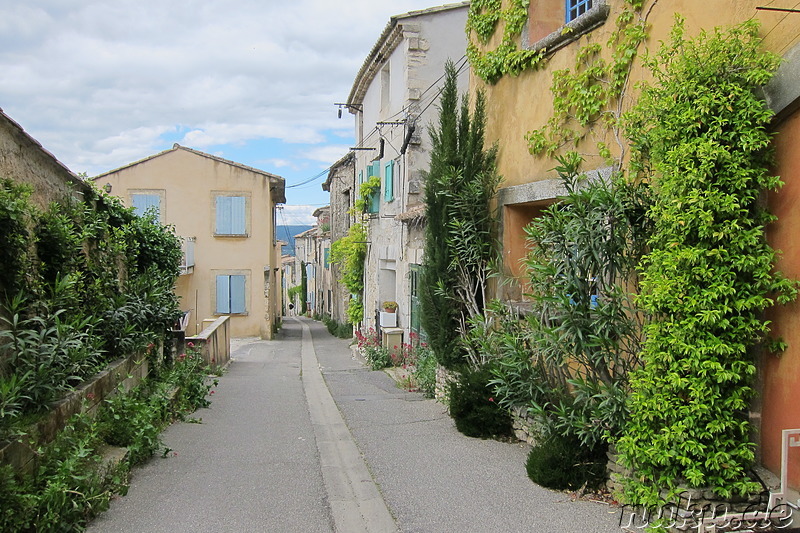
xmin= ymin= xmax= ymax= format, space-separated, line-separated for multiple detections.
xmin=95 ymin=146 xmax=282 ymax=339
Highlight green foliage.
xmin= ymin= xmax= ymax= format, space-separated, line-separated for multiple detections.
xmin=98 ymin=348 xmax=213 ymax=465
xmin=323 ymin=316 xmax=353 ymax=339
xmin=618 ymin=19 xmax=796 ymax=506
xmin=526 ymin=433 xmax=607 ymax=491
xmin=0 ymin=180 xmax=182 ymax=441
xmin=525 ymin=2 xmax=647 ymax=157
xmin=448 ymin=364 xmax=513 ymax=439
xmin=355 ymin=328 xmax=391 ymax=370
xmin=0 ymin=286 xmax=105 ymax=438
xmin=421 ymin=60 xmax=501 ymax=370
xmin=466 ymin=0 xmax=546 ymax=84
xmin=353 ymin=176 xmax=381 ymax=214
xmin=0 ymin=179 xmax=35 ymax=298
xmin=330 ymin=223 xmax=367 ymax=324
xmin=412 ymin=344 xmax=437 ymax=398
xmin=300 ymin=261 xmax=308 ymax=314
xmin=496 ymin=153 xmax=649 ymax=448
xmin=0 ymin=413 xmax=126 ymax=533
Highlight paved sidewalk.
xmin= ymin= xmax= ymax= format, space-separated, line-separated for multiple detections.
xmin=308 ymin=318 xmax=622 ymax=533
xmin=88 ymin=322 xmax=333 ymax=532
xmin=89 ymin=317 xmax=623 ymax=532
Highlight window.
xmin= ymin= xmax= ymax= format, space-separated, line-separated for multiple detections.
xmin=566 ymin=0 xmax=593 ymax=23
xmin=384 ymin=160 xmax=394 ymax=202
xmin=527 ymin=0 xmax=606 ymax=47
xmin=215 ymin=194 xmax=247 ymax=235
xmin=367 ymin=161 xmax=381 ymax=214
xmin=130 ymin=191 xmax=163 ymax=219
xmin=215 ymin=274 xmax=246 ymax=314
xmin=380 ymin=63 xmax=390 ymax=115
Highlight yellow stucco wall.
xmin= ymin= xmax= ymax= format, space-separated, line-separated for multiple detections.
xmin=475 ymin=1 xmax=800 ymax=187
xmin=95 ymin=146 xmax=282 ymax=339
xmin=473 ymin=0 xmax=800 ymax=489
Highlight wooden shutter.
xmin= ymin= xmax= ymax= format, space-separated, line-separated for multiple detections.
xmin=230 ymin=275 xmax=246 ymax=313
xmin=216 ymin=275 xmax=230 ymax=313
xmin=230 ymin=196 xmax=246 ymax=234
xmin=132 ymin=194 xmax=160 ymax=217
xmin=216 ymin=196 xmax=232 ymax=234
xmin=216 ymin=196 xmax=246 ymax=235
xmin=384 ymin=160 xmax=394 ymax=202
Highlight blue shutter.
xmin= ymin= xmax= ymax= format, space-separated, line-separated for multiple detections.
xmin=132 ymin=194 xmax=160 ymax=217
xmin=358 ymin=169 xmax=364 ymax=184
xmin=384 ymin=160 xmax=394 ymax=202
xmin=230 ymin=275 xmax=246 ymax=313
xmin=324 ymin=248 xmax=330 ymax=269
xmin=216 ymin=196 xmax=232 ymax=234
xmin=216 ymin=275 xmax=230 ymax=313
xmin=230 ymin=196 xmax=246 ymax=234
xmin=216 ymin=196 xmax=246 ymax=235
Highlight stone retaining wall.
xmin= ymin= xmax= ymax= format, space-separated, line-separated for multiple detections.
xmin=0 ymin=352 xmax=150 ymax=474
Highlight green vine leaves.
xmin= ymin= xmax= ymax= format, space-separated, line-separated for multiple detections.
xmin=525 ymin=4 xmax=647 ymax=159
xmin=617 ymin=18 xmax=798 ymax=507
xmin=466 ymin=0 xmax=545 ymax=84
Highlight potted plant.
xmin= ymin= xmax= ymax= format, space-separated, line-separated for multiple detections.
xmin=382 ymin=301 xmax=398 ymax=313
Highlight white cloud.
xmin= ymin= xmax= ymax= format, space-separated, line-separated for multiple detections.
xmin=278 ymin=205 xmax=319 ymax=226
xmin=301 ymin=145 xmax=353 ymax=164
xmin=0 ymin=0 xmax=448 ymax=196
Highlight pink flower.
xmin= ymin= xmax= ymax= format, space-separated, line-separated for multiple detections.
xmin=187 ymin=342 xmax=195 ymax=348
xmin=210 ymin=390 xmax=215 ymax=395
xmin=86 ymin=392 xmax=96 ymax=400
xmin=488 ymin=397 xmax=495 ymax=403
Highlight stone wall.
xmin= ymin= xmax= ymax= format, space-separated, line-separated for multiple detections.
xmin=0 ymin=109 xmax=89 ymax=210
xmin=0 ymin=353 xmax=150 ymax=474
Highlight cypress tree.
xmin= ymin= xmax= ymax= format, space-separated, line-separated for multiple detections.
xmin=420 ymin=60 xmax=500 ymax=369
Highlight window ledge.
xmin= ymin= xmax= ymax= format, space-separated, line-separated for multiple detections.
xmin=525 ymin=1 xmax=610 ymax=54
xmin=214 ymin=233 xmax=250 ymax=238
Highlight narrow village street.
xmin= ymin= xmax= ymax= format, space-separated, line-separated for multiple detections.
xmin=87 ymin=317 xmax=622 ymax=533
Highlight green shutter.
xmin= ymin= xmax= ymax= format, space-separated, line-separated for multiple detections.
xmin=384 ymin=160 xmax=394 ymax=202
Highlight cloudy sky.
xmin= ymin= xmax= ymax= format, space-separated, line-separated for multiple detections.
xmin=0 ymin=1 xmax=458 ymax=225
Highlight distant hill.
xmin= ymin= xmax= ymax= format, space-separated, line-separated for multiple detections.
xmin=277 ymin=225 xmax=313 ymax=256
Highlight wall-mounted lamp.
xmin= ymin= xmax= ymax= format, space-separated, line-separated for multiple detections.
xmin=334 ymin=102 xmax=363 ymax=118
xmin=103 ymin=183 xmax=112 ymax=193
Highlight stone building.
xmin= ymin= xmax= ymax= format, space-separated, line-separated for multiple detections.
xmin=338 ymin=1 xmax=470 ymax=342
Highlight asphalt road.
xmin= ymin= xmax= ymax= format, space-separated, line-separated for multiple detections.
xmin=88 ymin=317 xmax=622 ymax=533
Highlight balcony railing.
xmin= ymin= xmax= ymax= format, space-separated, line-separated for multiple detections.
xmin=180 ymin=237 xmax=196 ymax=275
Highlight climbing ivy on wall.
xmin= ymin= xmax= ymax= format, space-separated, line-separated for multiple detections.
xmin=329 ymin=223 xmax=367 ymax=324
xmin=466 ymin=0 xmax=545 ymax=84
xmin=617 ymin=18 xmax=797 ymax=508
xmin=525 ymin=1 xmax=647 ymax=157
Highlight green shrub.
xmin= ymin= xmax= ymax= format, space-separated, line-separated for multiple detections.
xmin=448 ymin=365 xmax=513 ymax=439
xmin=412 ymin=345 xmax=437 ymax=398
xmin=526 ymin=433 xmax=607 ymax=491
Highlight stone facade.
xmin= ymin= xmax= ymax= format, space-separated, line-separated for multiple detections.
xmin=340 ymin=2 xmax=469 ymax=341
xmin=0 ymin=108 xmax=89 ymax=209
